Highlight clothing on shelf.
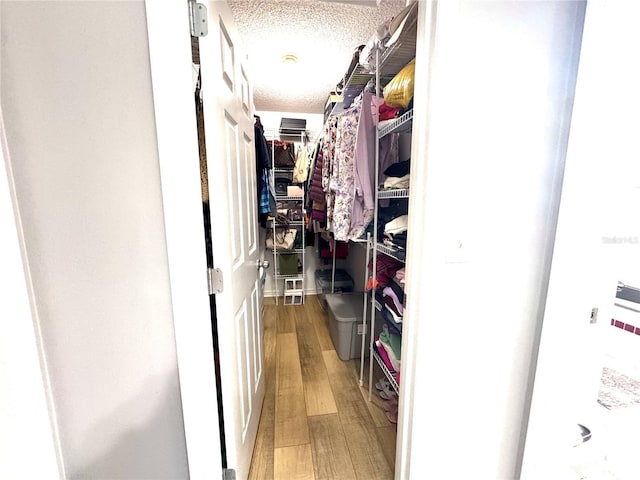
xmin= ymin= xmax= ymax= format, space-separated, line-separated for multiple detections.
xmin=386 ymin=1 xmax=419 ymax=49
xmin=387 ymin=277 xmax=405 ymax=297
xmin=386 ymin=231 xmax=407 ymax=247
xmin=384 ymin=158 xmax=410 ymax=178
xmin=378 ymin=339 xmax=400 ymax=372
xmin=381 ymin=307 xmax=402 ymax=331
xmin=384 ymin=214 xmax=408 ymax=236
xmin=383 ymin=173 xmax=410 ymax=190
xmin=379 ymin=325 xmax=401 ymax=365
xmin=359 ymin=19 xmax=392 ymax=73
xmin=383 ymin=295 xmax=403 ymax=319
xmin=367 ymin=253 xmax=403 ymax=289
xmin=382 ymin=285 xmax=404 ymax=315
xmin=379 ymin=102 xmax=401 ymax=121
xmin=359 ymin=1 xmax=418 ymax=75
xmin=374 ymin=338 xmax=396 ymax=372
xmin=379 ymin=197 xmax=408 ymax=220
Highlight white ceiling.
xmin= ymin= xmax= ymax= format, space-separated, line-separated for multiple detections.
xmin=227 ymin=0 xmax=407 ymax=114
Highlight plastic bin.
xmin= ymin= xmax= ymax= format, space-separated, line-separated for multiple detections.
xmin=315 ymin=269 xmax=354 ymax=309
xmin=325 ymin=293 xmax=369 ymax=361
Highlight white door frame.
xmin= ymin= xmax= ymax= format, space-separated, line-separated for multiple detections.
xmin=145 ymin=1 xmax=223 ymax=478
xmin=0 ymin=119 xmax=61 ymax=477
xmin=1 ymin=3 xmax=60 ymax=472
xmin=393 ymin=1 xmax=436 ymax=478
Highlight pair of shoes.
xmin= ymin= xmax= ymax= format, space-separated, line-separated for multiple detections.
xmin=375 ymin=378 xmax=389 ymax=390
xmin=382 ymin=398 xmax=398 ymax=412
xmin=385 ymin=407 xmax=398 ymax=424
xmin=383 ymin=397 xmax=398 ymax=424
xmin=375 ymin=378 xmax=396 ymax=400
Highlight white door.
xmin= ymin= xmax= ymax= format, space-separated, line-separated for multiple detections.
xmin=146 ymin=1 xmax=264 ymax=477
xmin=521 ymin=2 xmax=640 ymax=478
xmin=198 ymin=2 xmax=265 ymax=479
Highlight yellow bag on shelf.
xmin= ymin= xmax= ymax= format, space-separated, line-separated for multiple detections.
xmin=383 ymin=58 xmax=415 ymax=109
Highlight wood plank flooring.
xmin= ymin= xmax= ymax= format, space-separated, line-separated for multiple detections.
xmin=249 ymin=295 xmax=396 ymax=480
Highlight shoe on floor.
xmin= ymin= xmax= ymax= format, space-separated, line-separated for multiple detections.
xmin=382 ymin=398 xmax=398 ymax=412
xmin=378 ymin=385 xmax=396 ymax=400
xmin=375 ymin=378 xmax=390 ymax=391
xmin=385 ymin=408 xmax=398 ymax=424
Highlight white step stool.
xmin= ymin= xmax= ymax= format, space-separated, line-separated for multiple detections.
xmin=283 ymin=277 xmax=304 ymax=305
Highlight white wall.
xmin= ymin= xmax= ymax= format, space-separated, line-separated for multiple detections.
xmin=1 ymin=2 xmax=188 ymax=478
xmin=400 ymin=1 xmax=585 ymax=478
xmin=344 ymin=241 xmax=369 ymax=292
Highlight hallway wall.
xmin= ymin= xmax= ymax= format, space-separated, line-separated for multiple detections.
xmin=1 ymin=1 xmax=188 ymax=477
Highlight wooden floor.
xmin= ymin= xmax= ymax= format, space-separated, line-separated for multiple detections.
xmin=249 ymin=295 xmax=397 ymax=480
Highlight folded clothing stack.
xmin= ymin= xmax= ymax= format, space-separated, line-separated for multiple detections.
xmin=367 ymin=253 xmax=403 ymax=290
xmin=376 ymin=198 xmax=408 ymax=243
xmin=383 ymin=280 xmax=404 ymax=315
xmin=374 ymin=325 xmax=402 ymax=389
xmin=383 ymin=159 xmax=410 ymax=185
xmin=379 ymin=325 xmax=401 ymax=371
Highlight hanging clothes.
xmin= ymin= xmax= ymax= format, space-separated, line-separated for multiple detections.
xmin=309 ymin=140 xmax=326 ymax=222
xmin=322 ymin=116 xmax=338 ymax=229
xmin=331 ymin=103 xmax=361 ymax=241
xmin=292 ymin=144 xmax=310 ymax=183
xmin=349 ymin=92 xmax=376 ymax=240
xmin=254 ymin=116 xmax=275 ymax=227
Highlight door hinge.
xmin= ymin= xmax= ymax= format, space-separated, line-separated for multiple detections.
xmin=188 ymin=0 xmax=208 ymax=37
xmin=222 ymin=468 xmax=236 ymax=480
xmin=208 ymin=267 xmax=224 ymax=294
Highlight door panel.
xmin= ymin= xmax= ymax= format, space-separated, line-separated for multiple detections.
xmin=244 ymin=133 xmax=257 ymax=252
xmin=219 ymin=20 xmax=235 ymax=92
xmin=235 ymin=299 xmax=250 ymax=439
xmin=251 ymin=282 xmax=262 ymax=390
xmin=223 ymin=113 xmax=242 ymax=266
xmin=240 ymin=68 xmax=250 ymax=115
xmin=199 ymin=1 xmax=264 ymax=478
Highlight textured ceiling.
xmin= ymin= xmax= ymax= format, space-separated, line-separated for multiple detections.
xmin=228 ymin=0 xmax=407 ymax=114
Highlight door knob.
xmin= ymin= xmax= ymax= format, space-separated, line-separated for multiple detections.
xmin=257 ymin=259 xmax=270 ymax=270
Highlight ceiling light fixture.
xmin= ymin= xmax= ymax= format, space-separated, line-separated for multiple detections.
xmin=281 ymin=53 xmax=298 ymax=65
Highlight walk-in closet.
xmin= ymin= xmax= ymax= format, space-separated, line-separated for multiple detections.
xmin=241 ymin=2 xmax=418 ymax=478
